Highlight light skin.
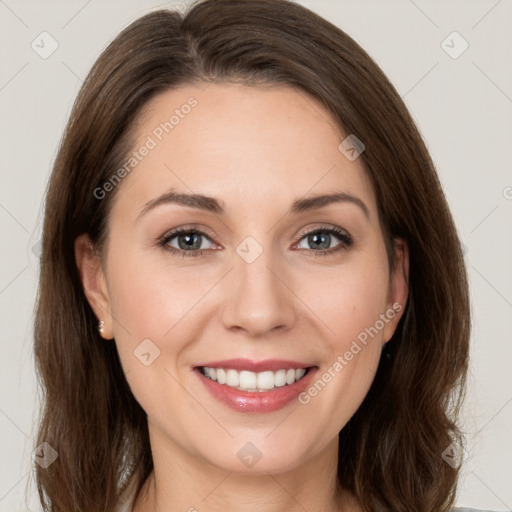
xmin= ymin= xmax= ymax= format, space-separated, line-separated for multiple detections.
xmin=75 ymin=83 xmax=409 ymax=512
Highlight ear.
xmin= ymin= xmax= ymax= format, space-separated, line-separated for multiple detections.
xmin=74 ymin=233 xmax=114 ymax=339
xmin=382 ymin=237 xmax=409 ymax=344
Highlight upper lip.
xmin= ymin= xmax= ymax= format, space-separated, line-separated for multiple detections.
xmin=194 ymin=358 xmax=315 ymax=372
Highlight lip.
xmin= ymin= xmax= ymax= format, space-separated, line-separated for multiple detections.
xmin=194 ymin=358 xmax=313 ymax=372
xmin=194 ymin=364 xmax=319 ymax=413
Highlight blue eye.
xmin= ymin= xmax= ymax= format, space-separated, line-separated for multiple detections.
xmin=158 ymin=228 xmax=214 ymax=257
xmin=158 ymin=225 xmax=353 ymax=258
xmin=295 ymin=226 xmax=353 ymax=255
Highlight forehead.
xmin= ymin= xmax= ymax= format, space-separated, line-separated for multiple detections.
xmin=115 ymin=82 xmax=377 ymax=220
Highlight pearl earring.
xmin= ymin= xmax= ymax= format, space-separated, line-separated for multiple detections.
xmin=98 ymin=320 xmax=105 ymax=335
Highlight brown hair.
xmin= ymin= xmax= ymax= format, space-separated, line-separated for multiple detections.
xmin=33 ymin=1 xmax=470 ymax=510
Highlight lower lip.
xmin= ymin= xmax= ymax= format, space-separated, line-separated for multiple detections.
xmin=195 ymin=367 xmax=318 ymax=413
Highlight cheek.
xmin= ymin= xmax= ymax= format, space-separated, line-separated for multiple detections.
xmin=103 ymin=244 xmax=195 ymax=390
xmin=105 ymin=248 xmax=200 ymax=422
xmin=297 ymin=257 xmax=390 ymax=349
xmin=294 ymin=262 xmax=389 ymax=435
xmin=106 ymin=243 xmax=204 ymax=338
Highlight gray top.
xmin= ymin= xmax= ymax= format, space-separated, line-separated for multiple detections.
xmin=114 ymin=497 xmax=493 ymax=512
xmin=113 ymin=479 xmax=493 ymax=512
xmin=115 ymin=506 xmax=492 ymax=512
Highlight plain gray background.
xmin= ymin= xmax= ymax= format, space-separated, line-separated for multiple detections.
xmin=0 ymin=0 xmax=511 ymax=510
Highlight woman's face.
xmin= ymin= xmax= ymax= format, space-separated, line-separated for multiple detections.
xmin=77 ymin=83 xmax=408 ymax=475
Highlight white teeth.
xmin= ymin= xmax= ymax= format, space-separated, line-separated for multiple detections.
xmin=256 ymin=371 xmax=275 ymax=390
xmin=239 ymin=370 xmax=257 ymax=389
xmin=201 ymin=366 xmax=309 ymax=391
xmin=274 ymin=369 xmax=287 ymax=387
xmin=205 ymin=367 xmax=217 ymax=381
xmin=216 ymin=368 xmax=226 ymax=385
xmin=225 ymin=369 xmax=239 ymax=387
xmin=295 ymin=368 xmax=306 ymax=380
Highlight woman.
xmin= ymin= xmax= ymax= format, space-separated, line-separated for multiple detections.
xmin=33 ymin=0 xmax=481 ymax=510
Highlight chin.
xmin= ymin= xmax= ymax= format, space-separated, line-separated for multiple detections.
xmin=196 ymin=435 xmax=314 ymax=476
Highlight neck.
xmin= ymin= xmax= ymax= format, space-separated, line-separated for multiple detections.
xmin=132 ymin=421 xmax=361 ymax=512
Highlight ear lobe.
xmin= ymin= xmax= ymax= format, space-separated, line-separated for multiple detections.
xmin=382 ymin=237 xmax=409 ymax=343
xmin=74 ymin=234 xmax=113 ymax=339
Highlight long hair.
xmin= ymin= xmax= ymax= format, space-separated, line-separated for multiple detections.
xmin=33 ymin=1 xmax=470 ymax=510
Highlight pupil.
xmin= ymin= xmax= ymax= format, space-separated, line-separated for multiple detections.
xmin=179 ymin=233 xmax=201 ymax=250
xmin=310 ymin=232 xmax=330 ymax=250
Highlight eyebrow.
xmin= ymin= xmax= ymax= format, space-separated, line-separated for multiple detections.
xmin=137 ymin=188 xmax=370 ymax=220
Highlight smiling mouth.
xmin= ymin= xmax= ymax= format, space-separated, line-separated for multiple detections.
xmin=197 ymin=366 xmax=313 ymax=392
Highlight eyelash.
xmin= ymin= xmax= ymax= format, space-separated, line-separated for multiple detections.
xmin=157 ymin=225 xmax=353 ymax=258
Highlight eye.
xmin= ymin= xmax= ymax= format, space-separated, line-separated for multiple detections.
xmin=294 ymin=226 xmax=353 ymax=255
xmin=158 ymin=228 xmax=215 ymax=257
xmin=158 ymin=225 xmax=353 ymax=258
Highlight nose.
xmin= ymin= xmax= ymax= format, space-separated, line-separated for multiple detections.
xmin=220 ymin=247 xmax=298 ymax=337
